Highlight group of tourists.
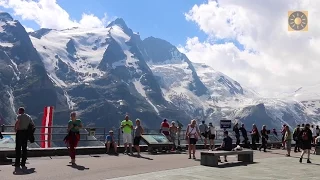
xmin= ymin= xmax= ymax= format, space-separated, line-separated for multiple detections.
xmin=12 ymin=108 xmax=319 ymax=167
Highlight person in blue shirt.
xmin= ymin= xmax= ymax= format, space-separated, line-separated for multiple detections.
xmin=105 ymin=130 xmax=118 ymax=155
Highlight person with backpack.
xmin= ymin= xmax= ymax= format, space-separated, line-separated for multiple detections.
xmin=299 ymin=123 xmax=313 ymax=163
xmin=293 ymin=124 xmax=301 ymax=152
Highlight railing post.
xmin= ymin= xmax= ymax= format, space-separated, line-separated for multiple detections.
xmin=118 ymin=128 xmax=120 ymax=146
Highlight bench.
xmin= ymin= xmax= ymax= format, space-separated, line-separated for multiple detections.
xmin=200 ymin=150 xmax=254 ymax=167
xmin=315 ymin=146 xmax=320 ymax=155
xmin=0 ymin=149 xmax=13 ymax=165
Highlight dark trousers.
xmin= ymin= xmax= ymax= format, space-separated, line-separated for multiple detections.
xmin=294 ymin=140 xmax=301 ymax=152
xmin=251 ymin=136 xmax=257 ymax=150
xmin=15 ymin=130 xmax=28 ymax=166
xmin=235 ymin=135 xmax=240 ymax=145
xmin=259 ymin=138 xmax=267 ymax=151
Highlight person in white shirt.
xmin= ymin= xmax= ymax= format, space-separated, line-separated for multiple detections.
xmin=208 ymin=123 xmax=216 ymax=150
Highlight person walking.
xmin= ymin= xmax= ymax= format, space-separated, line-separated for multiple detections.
xmin=284 ymin=125 xmax=292 ymax=157
xmin=199 ymin=121 xmax=208 ymax=148
xmin=208 ymin=123 xmax=216 ymax=150
xmin=134 ymin=119 xmax=144 ymax=157
xmin=64 ymin=112 xmax=82 ymax=165
xmin=299 ymin=124 xmax=313 ymax=163
xmin=13 ymin=107 xmax=35 ymax=167
xmin=293 ymin=125 xmax=301 ymax=152
xmin=240 ymin=124 xmax=249 ymax=148
xmin=186 ymin=119 xmax=201 ymax=159
xmin=121 ymin=115 xmax=133 ymax=155
xmin=233 ymin=123 xmax=240 ymax=146
xmin=259 ymin=125 xmax=268 ymax=152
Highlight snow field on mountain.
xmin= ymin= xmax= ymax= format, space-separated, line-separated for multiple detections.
xmin=133 ymin=74 xmax=160 ymax=114
xmin=30 ymin=27 xmax=111 ymax=86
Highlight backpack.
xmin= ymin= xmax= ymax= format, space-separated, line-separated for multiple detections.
xmin=302 ymin=131 xmax=308 ymax=141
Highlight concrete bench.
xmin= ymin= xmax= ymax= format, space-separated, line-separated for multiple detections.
xmin=315 ymin=146 xmax=320 ymax=155
xmin=0 ymin=149 xmax=13 ymax=165
xmin=200 ymin=150 xmax=254 ymax=167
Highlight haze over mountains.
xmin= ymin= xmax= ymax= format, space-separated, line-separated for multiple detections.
xmin=0 ymin=12 xmax=319 ymax=130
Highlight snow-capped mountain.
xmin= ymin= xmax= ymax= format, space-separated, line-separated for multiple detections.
xmin=0 ymin=12 xmax=68 ymax=124
xmin=0 ymin=12 xmax=319 ymax=130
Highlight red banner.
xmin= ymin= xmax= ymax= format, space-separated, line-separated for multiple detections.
xmin=40 ymin=106 xmax=54 ymax=148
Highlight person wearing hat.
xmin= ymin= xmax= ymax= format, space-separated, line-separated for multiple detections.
xmin=105 ymin=130 xmax=118 ymax=154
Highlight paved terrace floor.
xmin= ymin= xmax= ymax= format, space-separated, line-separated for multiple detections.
xmin=1 ymin=149 xmax=320 ymax=180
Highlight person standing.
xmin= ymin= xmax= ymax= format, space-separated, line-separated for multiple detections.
xmin=199 ymin=121 xmax=208 ymax=148
xmin=169 ymin=121 xmax=178 ymax=150
xmin=14 ymin=107 xmax=35 ymax=167
xmin=121 ymin=115 xmax=133 ymax=155
xmin=134 ymin=119 xmax=144 ymax=157
xmin=233 ymin=123 xmax=240 ymax=146
xmin=186 ymin=119 xmax=201 ymax=159
xmin=64 ymin=112 xmax=82 ymax=165
xmin=316 ymin=125 xmax=320 ymax=137
xmin=293 ymin=125 xmax=301 ymax=152
xmin=259 ymin=125 xmax=268 ymax=152
xmin=281 ymin=124 xmax=287 ymax=150
xmin=251 ymin=124 xmax=259 ymax=150
xmin=160 ymin=119 xmax=170 ymax=137
xmin=284 ymin=125 xmax=292 ymax=156
xmin=299 ymin=124 xmax=313 ymax=163
xmin=208 ymin=123 xmax=216 ymax=150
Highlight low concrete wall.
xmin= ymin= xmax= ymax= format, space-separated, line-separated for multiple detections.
xmin=0 ymin=142 xmax=284 ymax=159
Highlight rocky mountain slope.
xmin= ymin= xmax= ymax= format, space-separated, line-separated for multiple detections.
xmin=0 ymin=12 xmax=319 ymax=130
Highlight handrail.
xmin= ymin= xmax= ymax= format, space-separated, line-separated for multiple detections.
xmin=1 ymin=124 xmax=282 ymax=147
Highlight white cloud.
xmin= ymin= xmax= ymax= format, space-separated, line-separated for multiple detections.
xmin=23 ymin=25 xmax=34 ymax=32
xmin=181 ymin=0 xmax=320 ymax=97
xmin=0 ymin=0 xmax=109 ymax=29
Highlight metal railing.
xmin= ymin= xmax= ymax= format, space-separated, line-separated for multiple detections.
xmin=1 ymin=124 xmax=282 ymax=148
xmin=0 ymin=125 xmax=107 ymax=147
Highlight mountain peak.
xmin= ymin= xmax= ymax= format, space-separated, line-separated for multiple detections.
xmin=107 ymin=18 xmax=128 ymax=29
xmin=0 ymin=12 xmax=13 ymax=22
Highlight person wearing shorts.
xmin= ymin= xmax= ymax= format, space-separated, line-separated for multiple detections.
xmin=186 ymin=119 xmax=201 ymax=159
xmin=121 ymin=115 xmax=133 ymax=155
xmin=133 ymin=119 xmax=144 ymax=157
xmin=208 ymin=123 xmax=216 ymax=150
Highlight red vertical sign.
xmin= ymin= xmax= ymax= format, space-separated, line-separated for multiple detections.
xmin=40 ymin=106 xmax=54 ymax=148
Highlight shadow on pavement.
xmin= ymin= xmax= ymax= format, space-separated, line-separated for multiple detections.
xmin=131 ymin=154 xmax=153 ymax=160
xmin=13 ymin=167 xmax=36 ymax=175
xmin=216 ymin=161 xmax=258 ymax=168
xmin=67 ymin=164 xmax=90 ymax=171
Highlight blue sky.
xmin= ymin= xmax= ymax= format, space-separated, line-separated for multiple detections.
xmin=1 ymin=0 xmax=209 ymax=46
